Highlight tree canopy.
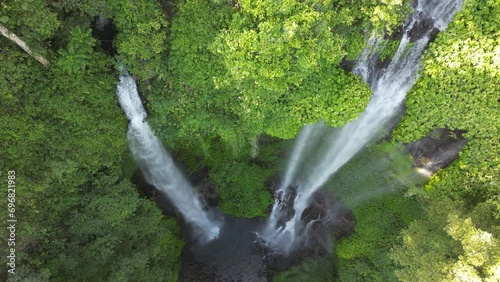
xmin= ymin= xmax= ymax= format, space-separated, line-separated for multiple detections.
xmin=391 ymin=0 xmax=500 ymax=280
xmin=1 ymin=1 xmax=180 ymax=280
xmin=148 ymin=0 xmax=411 ymax=154
xmin=1 ymin=0 xmax=498 ymax=281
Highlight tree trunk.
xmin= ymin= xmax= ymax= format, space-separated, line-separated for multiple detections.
xmin=0 ymin=23 xmax=49 ymax=66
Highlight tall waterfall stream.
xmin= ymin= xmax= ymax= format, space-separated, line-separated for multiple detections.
xmin=117 ymin=72 xmax=221 ymax=241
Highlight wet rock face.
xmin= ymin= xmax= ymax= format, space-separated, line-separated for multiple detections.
xmin=131 ymin=168 xmax=220 ymax=217
xmin=272 ymin=187 xmax=300 ymax=229
xmin=264 ymin=175 xmax=356 ymax=250
xmin=408 ymin=15 xmax=440 ymax=43
xmin=186 ymin=165 xmax=222 ymax=208
xmin=195 ymin=181 xmax=220 ymax=207
xmin=388 ymin=13 xmax=439 ymax=43
xmin=303 ymin=191 xmax=356 ymax=240
xmin=340 ymin=58 xmax=356 ymax=73
xmin=386 ymin=0 xmax=441 ymax=44
xmin=405 ymin=128 xmax=467 ymax=176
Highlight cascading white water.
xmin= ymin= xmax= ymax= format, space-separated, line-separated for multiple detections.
xmin=116 ymin=72 xmax=221 ymax=241
xmin=263 ymin=0 xmax=463 ymax=252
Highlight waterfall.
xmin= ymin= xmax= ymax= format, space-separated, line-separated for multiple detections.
xmin=116 ymin=72 xmax=221 ymax=241
xmin=95 ymin=14 xmax=110 ymax=31
xmin=263 ymin=0 xmax=463 ymax=252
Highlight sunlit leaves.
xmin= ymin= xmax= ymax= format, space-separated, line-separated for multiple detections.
xmin=0 ymin=0 xmax=60 ymax=40
xmin=108 ymin=0 xmax=168 ymax=80
xmin=391 ymin=199 xmax=500 ymax=282
xmin=56 ymin=26 xmax=96 ymax=74
xmin=212 ymin=0 xmax=345 ymax=93
xmin=393 ymin=0 xmax=500 ymax=206
xmin=149 ymin=0 xmax=411 ymax=155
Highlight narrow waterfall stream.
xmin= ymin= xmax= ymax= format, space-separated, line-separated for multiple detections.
xmin=263 ymin=0 xmax=464 ymax=252
xmin=116 ymin=72 xmax=221 ymax=241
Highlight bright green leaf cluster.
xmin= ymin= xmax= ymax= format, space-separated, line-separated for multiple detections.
xmin=391 ymin=198 xmax=500 ymax=282
xmin=56 ymin=26 xmax=96 ymax=74
xmin=149 ymin=0 xmax=411 ymax=155
xmin=391 ymin=1 xmax=500 ymax=280
xmin=393 ymin=0 xmax=500 ymax=204
xmin=107 ymin=0 xmax=168 ymax=80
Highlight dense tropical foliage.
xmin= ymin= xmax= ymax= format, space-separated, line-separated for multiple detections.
xmin=391 ymin=0 xmax=500 ymax=280
xmin=1 ymin=0 xmax=498 ymax=281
